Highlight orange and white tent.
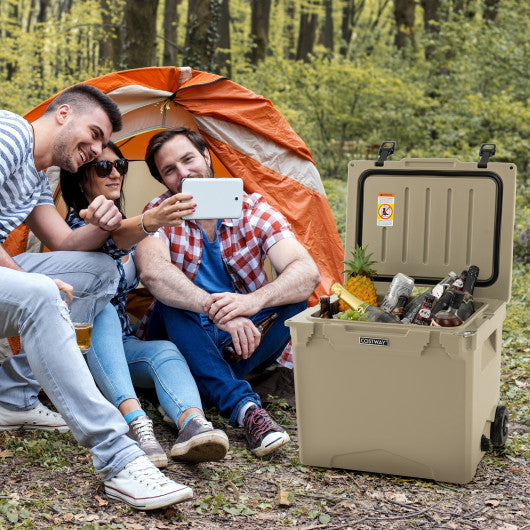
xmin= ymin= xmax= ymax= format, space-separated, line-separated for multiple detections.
xmin=10 ymin=66 xmax=344 ymax=304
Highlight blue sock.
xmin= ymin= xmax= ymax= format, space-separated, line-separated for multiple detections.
xmin=181 ymin=413 xmax=200 ymax=430
xmin=124 ymin=409 xmax=146 ymax=424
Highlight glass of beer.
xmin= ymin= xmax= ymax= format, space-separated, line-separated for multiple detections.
xmin=67 ymin=293 xmax=97 ymax=354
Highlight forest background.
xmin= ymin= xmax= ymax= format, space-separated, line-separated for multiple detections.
xmin=0 ymin=0 xmax=527 ymax=248
xmin=0 ymin=0 xmax=528 ymax=526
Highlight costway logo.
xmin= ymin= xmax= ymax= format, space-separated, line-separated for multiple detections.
xmin=359 ymin=337 xmax=390 ymax=346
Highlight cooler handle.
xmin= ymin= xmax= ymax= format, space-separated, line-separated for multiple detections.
xmin=375 ymin=141 xmax=396 ymax=166
xmin=478 ymin=143 xmax=496 ymax=168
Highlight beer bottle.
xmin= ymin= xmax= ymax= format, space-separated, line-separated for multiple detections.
xmin=331 ymin=283 xmax=401 ymax=323
xmin=391 ymin=294 xmax=409 ymax=320
xmin=401 ymin=272 xmax=457 ymax=324
xmin=222 ymin=313 xmax=279 ymax=363
xmin=456 ymin=265 xmax=479 ymax=322
xmin=412 ymin=294 xmax=436 ymax=325
xmin=431 ymin=270 xmax=468 ymax=316
xmin=431 ymin=291 xmax=465 ymax=327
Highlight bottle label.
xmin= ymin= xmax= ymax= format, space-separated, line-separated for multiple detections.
xmin=432 ymin=284 xmax=445 ymax=299
xmin=453 ymin=278 xmax=464 ymax=290
xmin=415 ymin=307 xmax=432 ymax=323
xmin=391 ymin=305 xmax=405 ymax=317
xmin=461 ymin=292 xmax=473 ymax=304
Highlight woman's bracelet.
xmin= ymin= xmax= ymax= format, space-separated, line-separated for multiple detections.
xmin=140 ymin=211 xmax=158 ymax=235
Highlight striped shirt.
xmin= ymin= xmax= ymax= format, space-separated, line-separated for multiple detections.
xmin=0 ymin=111 xmax=54 ymax=243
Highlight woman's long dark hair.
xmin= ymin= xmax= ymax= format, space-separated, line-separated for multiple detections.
xmin=60 ymin=141 xmax=126 ymax=216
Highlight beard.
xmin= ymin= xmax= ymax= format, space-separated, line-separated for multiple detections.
xmin=177 ymin=162 xmax=214 ymax=192
xmin=51 ymin=123 xmax=78 ymax=172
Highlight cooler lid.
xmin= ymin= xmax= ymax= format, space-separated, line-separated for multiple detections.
xmin=345 ymin=156 xmax=517 ymax=302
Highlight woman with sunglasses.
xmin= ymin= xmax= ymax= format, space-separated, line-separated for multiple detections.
xmin=60 ymin=142 xmax=229 ymax=468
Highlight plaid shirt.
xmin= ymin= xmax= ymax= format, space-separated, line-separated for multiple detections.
xmin=138 ymin=191 xmax=296 ymax=367
xmin=66 ymin=210 xmax=138 ymax=336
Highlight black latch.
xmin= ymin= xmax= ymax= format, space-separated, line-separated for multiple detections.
xmin=478 ymin=143 xmax=496 ymax=168
xmin=375 ymin=141 xmax=396 ymax=166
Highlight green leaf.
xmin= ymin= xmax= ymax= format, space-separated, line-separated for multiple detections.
xmin=319 ymin=513 xmax=331 ymax=524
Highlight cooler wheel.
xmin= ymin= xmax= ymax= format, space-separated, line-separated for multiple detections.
xmin=490 ymin=405 xmax=509 ymax=447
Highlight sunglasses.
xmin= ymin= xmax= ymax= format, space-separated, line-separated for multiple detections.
xmin=88 ymin=158 xmax=129 ymax=177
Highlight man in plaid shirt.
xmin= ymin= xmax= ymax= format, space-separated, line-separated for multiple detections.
xmin=134 ymin=128 xmax=320 ymax=457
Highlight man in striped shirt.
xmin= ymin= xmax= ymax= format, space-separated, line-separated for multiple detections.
xmin=134 ymin=128 xmax=321 ymax=458
xmin=0 ymin=86 xmax=192 ymax=510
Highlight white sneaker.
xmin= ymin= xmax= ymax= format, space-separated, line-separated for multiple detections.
xmin=104 ymin=455 xmax=193 ymax=510
xmin=0 ymin=401 xmax=69 ymax=432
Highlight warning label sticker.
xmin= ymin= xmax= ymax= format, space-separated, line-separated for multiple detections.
xmin=377 ymin=193 xmax=394 ymax=227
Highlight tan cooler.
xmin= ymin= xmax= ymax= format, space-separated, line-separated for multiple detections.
xmin=287 ymin=146 xmax=517 ymax=484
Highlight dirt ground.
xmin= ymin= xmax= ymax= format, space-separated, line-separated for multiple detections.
xmin=1 ymin=392 xmax=528 ymax=530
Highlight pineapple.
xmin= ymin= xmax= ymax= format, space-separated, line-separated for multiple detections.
xmin=338 ymin=245 xmax=378 ymax=311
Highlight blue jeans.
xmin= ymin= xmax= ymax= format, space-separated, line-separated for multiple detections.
xmin=146 ymin=301 xmax=306 ymax=426
xmin=87 ymin=303 xmax=203 ymax=425
xmin=0 ymin=252 xmax=143 ymax=480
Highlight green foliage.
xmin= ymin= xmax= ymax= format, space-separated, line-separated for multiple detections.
xmin=0 ymin=499 xmax=32 ymax=527
xmin=233 ymin=0 xmax=528 ymax=189
xmin=0 ymin=0 xmax=527 ymax=194
xmin=403 ymin=3 xmax=529 ymax=183
xmin=322 ymin=177 xmax=347 ymax=243
xmin=1 ymin=430 xmax=82 ymax=469
xmin=236 ymin=55 xmax=431 ymax=180
xmin=194 ymin=493 xmax=259 ymax=516
xmin=514 ymin=194 xmax=530 ymax=265
xmin=0 ymin=0 xmax=113 ymax=114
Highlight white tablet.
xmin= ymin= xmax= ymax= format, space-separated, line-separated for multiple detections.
xmin=181 ymin=178 xmax=243 ymax=220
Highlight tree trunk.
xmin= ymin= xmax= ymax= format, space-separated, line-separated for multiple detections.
xmin=393 ymin=0 xmax=415 ymax=49
xmin=183 ymin=0 xmax=221 ymax=70
xmin=318 ymin=0 xmax=334 ymax=55
xmin=421 ymin=0 xmax=439 ymax=58
xmin=340 ymin=0 xmax=355 ymax=56
xmin=163 ymin=0 xmax=181 ymax=65
xmin=37 ymin=0 xmax=50 ymax=23
xmin=1 ymin=2 xmax=18 ymax=81
xmin=99 ymin=0 xmax=118 ymax=69
xmin=57 ymin=0 xmax=72 ymax=19
xmin=296 ymin=1 xmax=320 ymax=62
xmin=483 ymin=0 xmax=499 ymax=22
xmin=214 ymin=0 xmax=231 ymax=77
xmin=121 ymin=0 xmax=159 ymax=69
xmin=421 ymin=0 xmax=439 ymax=35
xmin=284 ymin=0 xmax=296 ymax=60
xmin=248 ymin=0 xmax=271 ymax=65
